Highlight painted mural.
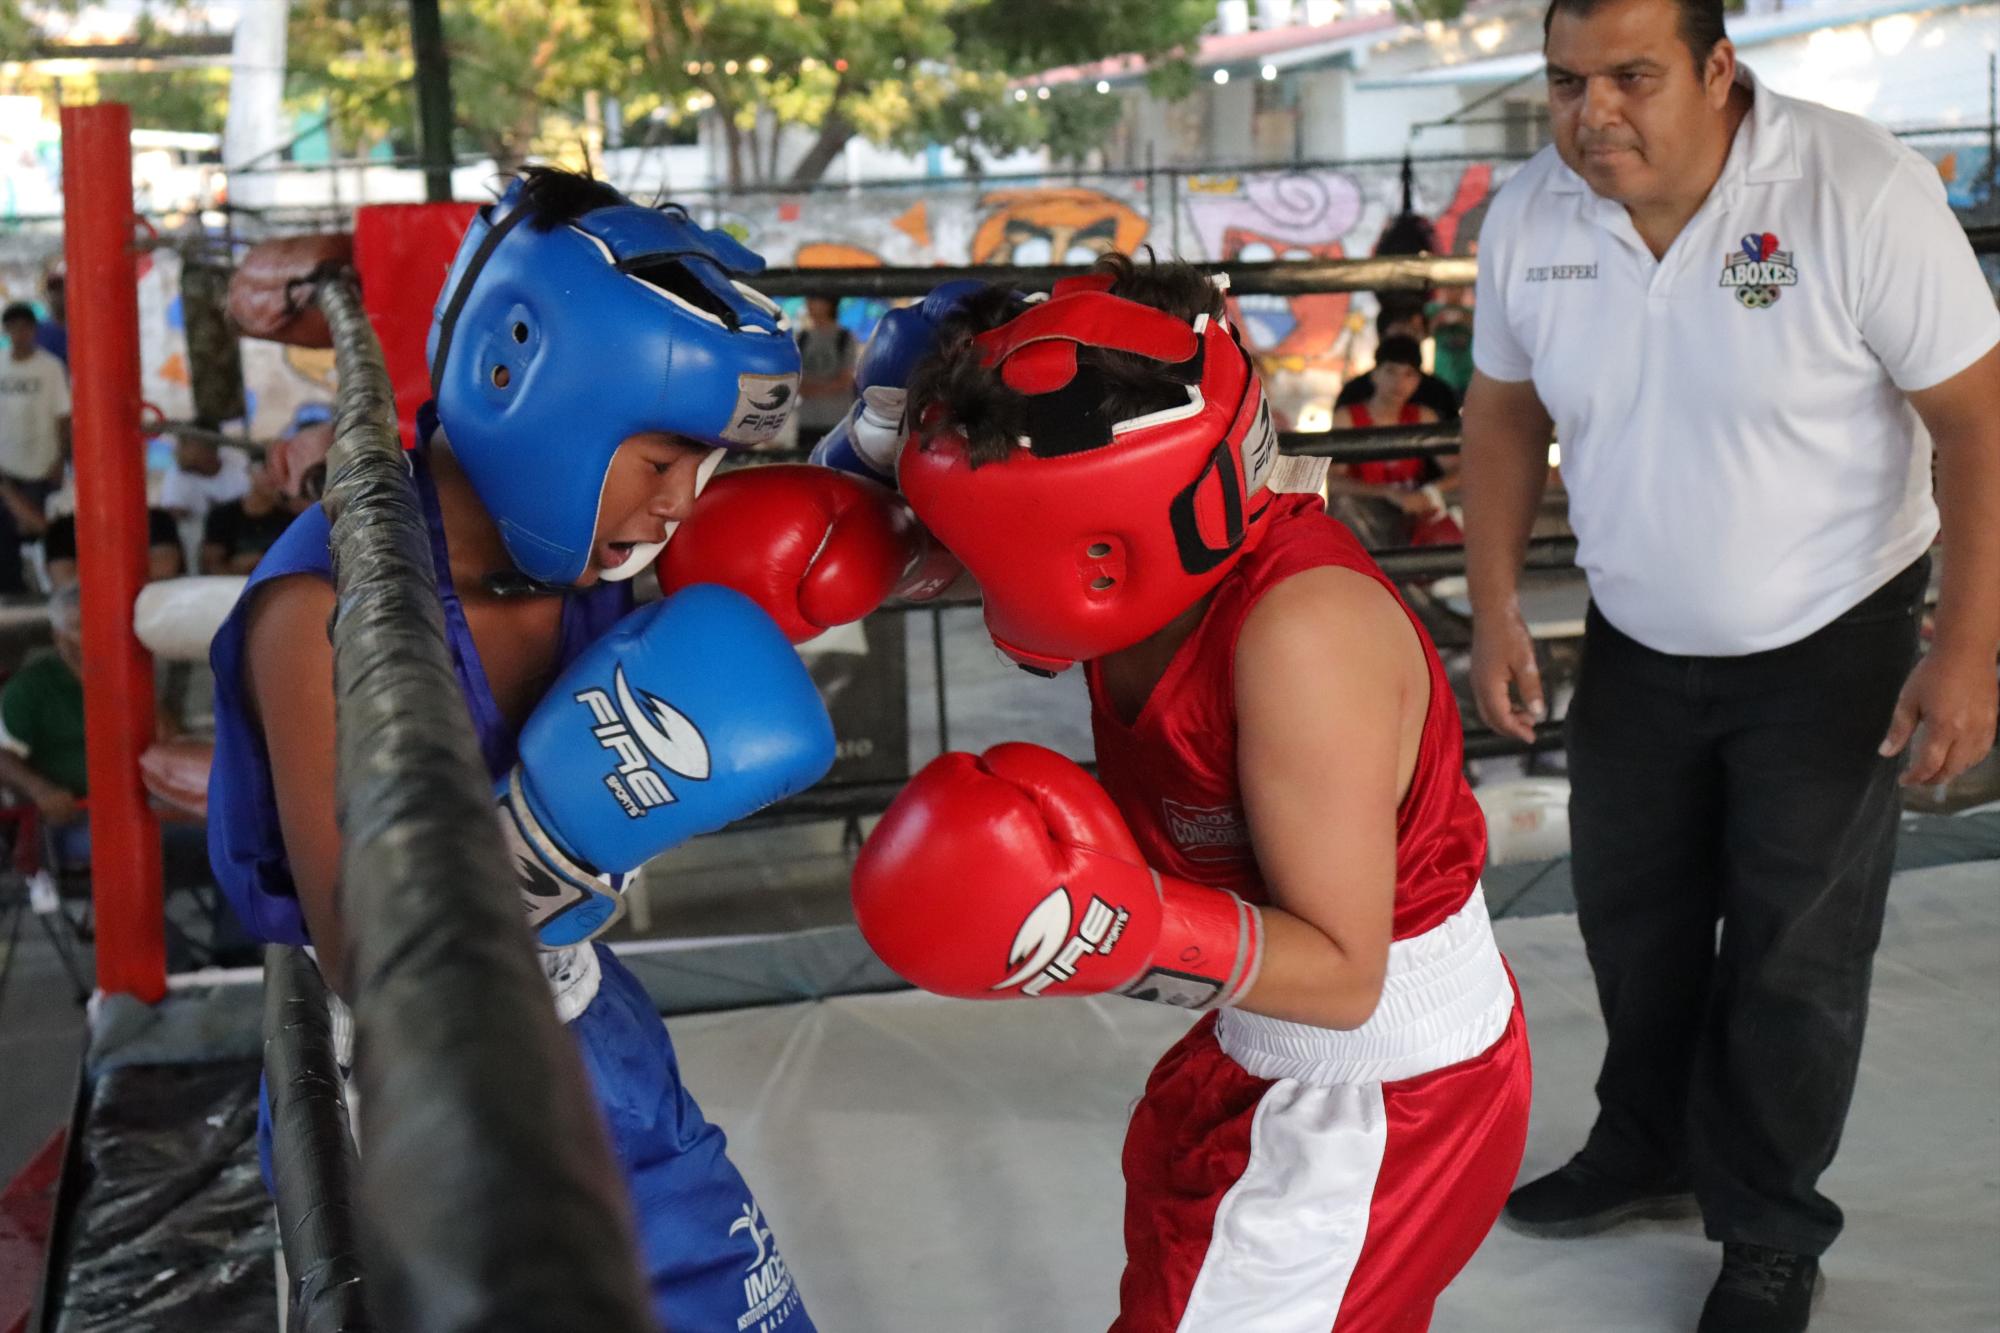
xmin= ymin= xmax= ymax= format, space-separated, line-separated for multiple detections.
xmin=0 ymin=143 xmax=1986 ymax=452
xmin=696 ymin=157 xmax=1524 ymax=425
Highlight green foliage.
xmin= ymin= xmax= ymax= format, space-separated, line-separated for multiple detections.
xmin=0 ymin=1 xmax=44 ymax=60
xmin=131 ymin=0 xmax=1217 ymax=184
xmin=82 ymin=10 xmax=229 ymax=134
xmin=287 ymin=0 xmax=652 ymax=169
xmin=1389 ymin=0 xmax=1469 ymax=22
xmin=630 ymin=0 xmax=1210 ymax=182
xmin=96 ymin=65 xmax=231 ymax=134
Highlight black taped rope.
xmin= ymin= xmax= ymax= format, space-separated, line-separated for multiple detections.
xmin=262 ymin=944 xmax=370 ymax=1332
xmin=310 ymin=273 xmax=654 ymax=1333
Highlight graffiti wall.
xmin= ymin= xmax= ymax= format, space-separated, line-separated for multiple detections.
xmin=0 ymin=141 xmax=1986 ymax=451
xmin=699 ymin=156 xmax=1519 ymax=426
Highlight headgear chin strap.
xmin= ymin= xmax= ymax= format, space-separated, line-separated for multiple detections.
xmin=596 ymin=447 xmax=729 ymax=583
xmin=901 ymin=276 xmax=1279 ymax=674
xmin=427 ymin=177 xmax=801 ymax=586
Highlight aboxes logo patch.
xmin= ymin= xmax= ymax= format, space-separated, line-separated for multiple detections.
xmin=575 ymin=666 xmax=711 ymax=818
xmin=994 ymin=886 xmax=1131 ymax=996
xmin=1719 ymin=231 xmax=1799 ymax=309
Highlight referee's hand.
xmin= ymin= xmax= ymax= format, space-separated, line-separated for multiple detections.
xmin=1879 ymin=649 xmax=2000 ymax=787
xmin=1471 ymin=604 xmax=1546 ymax=745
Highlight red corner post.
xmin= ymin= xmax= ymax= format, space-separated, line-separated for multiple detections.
xmin=60 ymin=104 xmax=164 ymax=1002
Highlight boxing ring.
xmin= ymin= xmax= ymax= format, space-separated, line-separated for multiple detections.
xmin=24 ymin=103 xmax=2000 ymax=1331
xmin=667 ymin=857 xmax=1999 ymax=1333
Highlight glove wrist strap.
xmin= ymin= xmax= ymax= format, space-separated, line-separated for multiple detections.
xmin=499 ymin=770 xmax=628 ymax=947
xmin=1117 ymin=872 xmax=1263 ymax=1012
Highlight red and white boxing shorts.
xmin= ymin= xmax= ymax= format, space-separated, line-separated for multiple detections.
xmin=1114 ymin=888 xmax=1530 ymax=1333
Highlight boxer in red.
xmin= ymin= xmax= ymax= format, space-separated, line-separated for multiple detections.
xmin=847 ymin=256 xmax=1531 ymax=1331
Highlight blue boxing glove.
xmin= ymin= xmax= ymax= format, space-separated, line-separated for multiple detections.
xmin=499 ymin=585 xmax=836 ymax=946
xmin=811 ymin=279 xmax=992 ymax=485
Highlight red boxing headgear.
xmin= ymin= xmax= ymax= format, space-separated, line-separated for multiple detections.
xmin=900 ymin=276 xmax=1280 ymax=674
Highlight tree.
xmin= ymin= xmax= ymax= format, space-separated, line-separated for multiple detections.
xmin=0 ymin=1 xmax=43 ymax=59
xmin=631 ymin=0 xmax=1213 ymax=186
xmin=282 ymin=0 xmax=1213 ymax=187
xmin=95 ymin=65 xmax=231 ymax=135
xmin=287 ymin=0 xmax=646 ymax=174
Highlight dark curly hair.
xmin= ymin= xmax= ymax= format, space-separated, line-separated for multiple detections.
xmin=511 ymin=165 xmax=631 ymax=230
xmin=906 ymin=250 xmax=1230 ymax=468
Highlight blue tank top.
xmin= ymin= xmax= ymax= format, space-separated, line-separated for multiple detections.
xmin=207 ymin=409 xmax=633 ymax=943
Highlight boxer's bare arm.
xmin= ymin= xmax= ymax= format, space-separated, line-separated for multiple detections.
xmin=244 ymin=573 xmax=350 ymax=996
xmin=1230 ymin=567 xmax=1426 ymax=1030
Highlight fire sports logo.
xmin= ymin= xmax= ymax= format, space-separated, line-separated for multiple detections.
xmin=724 ymin=371 xmax=800 ymax=445
xmin=1719 ymin=231 xmax=1798 ymax=310
xmin=994 ymin=887 xmax=1131 ymax=996
xmin=574 ymin=666 xmax=711 ymax=818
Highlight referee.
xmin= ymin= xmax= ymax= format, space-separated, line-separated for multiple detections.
xmin=1460 ymin=0 xmax=2000 ymax=1327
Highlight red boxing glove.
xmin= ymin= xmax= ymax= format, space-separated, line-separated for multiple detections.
xmin=657 ymin=464 xmax=950 ymax=643
xmin=853 ymin=743 xmax=1263 ymax=1010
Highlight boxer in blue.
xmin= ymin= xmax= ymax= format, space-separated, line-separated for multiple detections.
xmin=208 ymin=169 xmax=904 ymax=1331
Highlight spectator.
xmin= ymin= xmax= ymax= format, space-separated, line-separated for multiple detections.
xmin=41 ymin=508 xmax=184 ymax=589
xmin=1430 ymin=302 xmax=1474 ymax=398
xmin=0 ymin=584 xmax=88 ymax=859
xmin=0 ymin=302 xmax=70 ymax=594
xmin=794 ymin=295 xmax=858 ymax=450
xmin=202 ymin=420 xmax=331 ymax=574
xmin=0 ymin=585 xmax=214 ymax=881
xmin=35 ymin=271 xmax=67 ymax=366
xmin=157 ymin=423 xmax=252 ymax=525
xmin=1324 ymin=335 xmax=1460 ymax=548
xmin=1335 ymin=300 xmax=1461 ymax=421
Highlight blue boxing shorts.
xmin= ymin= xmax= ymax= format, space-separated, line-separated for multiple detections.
xmin=259 ymin=946 xmax=811 ymax=1332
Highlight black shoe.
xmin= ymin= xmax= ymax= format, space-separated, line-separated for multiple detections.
xmin=1697 ymin=1243 xmax=1824 ymax=1332
xmin=1501 ymin=1154 xmax=1697 ymax=1239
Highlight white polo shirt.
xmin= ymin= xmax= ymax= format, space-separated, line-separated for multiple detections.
xmin=1474 ymin=68 xmax=2000 ymax=656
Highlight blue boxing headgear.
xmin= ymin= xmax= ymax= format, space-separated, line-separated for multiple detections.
xmin=427 ymin=176 xmax=801 ymax=585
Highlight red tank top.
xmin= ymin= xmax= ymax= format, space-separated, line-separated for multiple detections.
xmin=1085 ymin=493 xmax=1486 ymax=940
xmin=1346 ymin=401 xmax=1429 ymax=488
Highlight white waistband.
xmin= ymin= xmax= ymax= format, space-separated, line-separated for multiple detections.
xmin=1217 ymin=886 xmax=1514 ymax=1087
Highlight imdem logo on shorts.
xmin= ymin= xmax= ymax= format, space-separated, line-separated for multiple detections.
xmin=1162 ymin=799 xmax=1251 ymax=863
xmin=731 ymin=1200 xmax=802 ymax=1330
xmin=1719 ymin=231 xmax=1798 ymax=309
xmin=575 ymin=666 xmax=711 ymax=818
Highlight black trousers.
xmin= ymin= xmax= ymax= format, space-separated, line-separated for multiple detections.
xmin=1566 ymin=557 xmax=1927 ymax=1256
